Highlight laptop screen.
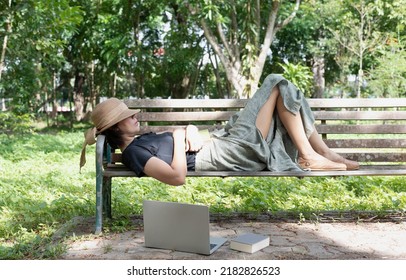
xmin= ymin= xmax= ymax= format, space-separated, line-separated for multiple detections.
xmin=143 ymin=200 xmax=212 ymax=254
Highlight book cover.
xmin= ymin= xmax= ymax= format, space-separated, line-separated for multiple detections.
xmin=230 ymin=233 xmax=270 ymax=253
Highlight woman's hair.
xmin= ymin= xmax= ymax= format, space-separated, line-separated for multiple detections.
xmin=102 ymin=124 xmax=124 ymax=150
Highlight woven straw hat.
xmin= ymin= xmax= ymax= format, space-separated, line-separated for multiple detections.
xmin=91 ymin=98 xmax=140 ymax=133
xmin=80 ymin=98 xmax=140 ymax=170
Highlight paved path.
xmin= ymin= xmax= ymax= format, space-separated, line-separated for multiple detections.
xmin=59 ymin=216 xmax=406 ymax=260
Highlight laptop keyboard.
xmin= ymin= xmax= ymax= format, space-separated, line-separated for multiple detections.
xmin=210 ymin=243 xmax=217 ymax=249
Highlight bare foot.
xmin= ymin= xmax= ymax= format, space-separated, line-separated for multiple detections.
xmin=320 ymin=150 xmax=360 ymax=170
xmin=334 ymin=156 xmax=360 ymax=170
xmin=298 ymin=154 xmax=347 ymax=171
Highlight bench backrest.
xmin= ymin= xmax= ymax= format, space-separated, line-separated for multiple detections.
xmin=118 ymin=98 xmax=406 ymax=167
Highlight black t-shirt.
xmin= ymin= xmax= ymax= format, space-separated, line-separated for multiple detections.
xmin=121 ymin=132 xmax=196 ymax=177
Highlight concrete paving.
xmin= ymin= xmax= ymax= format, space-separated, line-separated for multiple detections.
xmin=59 ymin=215 xmax=406 ymax=260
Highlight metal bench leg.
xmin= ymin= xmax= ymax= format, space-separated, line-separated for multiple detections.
xmin=103 ymin=177 xmax=112 ymax=219
xmin=95 ymin=172 xmax=103 ymax=234
xmin=95 ymin=175 xmax=112 ymax=234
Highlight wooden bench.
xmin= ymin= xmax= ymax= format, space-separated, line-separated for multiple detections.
xmin=94 ymin=98 xmax=406 ymax=233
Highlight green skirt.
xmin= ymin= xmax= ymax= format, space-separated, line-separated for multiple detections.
xmin=195 ymin=74 xmax=315 ymax=172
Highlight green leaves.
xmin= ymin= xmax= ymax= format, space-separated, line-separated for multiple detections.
xmin=278 ymin=61 xmax=314 ymax=97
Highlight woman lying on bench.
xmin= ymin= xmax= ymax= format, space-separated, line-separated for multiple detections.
xmin=81 ymin=74 xmax=359 ymax=186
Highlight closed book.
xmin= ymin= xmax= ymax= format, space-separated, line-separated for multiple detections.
xmin=230 ymin=233 xmax=270 ymax=253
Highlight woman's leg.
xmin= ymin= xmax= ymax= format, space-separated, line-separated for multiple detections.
xmin=275 ymin=91 xmax=346 ymax=170
xmin=256 ymin=86 xmax=346 ymax=170
xmin=308 ymin=130 xmax=360 ymax=170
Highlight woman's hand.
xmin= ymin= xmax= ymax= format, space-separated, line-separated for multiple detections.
xmin=185 ymin=125 xmax=203 ymax=152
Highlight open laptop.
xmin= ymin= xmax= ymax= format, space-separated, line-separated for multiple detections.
xmin=142 ymin=200 xmax=227 ymax=255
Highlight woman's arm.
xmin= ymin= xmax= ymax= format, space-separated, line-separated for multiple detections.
xmin=143 ymin=128 xmax=187 ymax=186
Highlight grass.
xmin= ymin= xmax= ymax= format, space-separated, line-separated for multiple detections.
xmin=0 ymin=127 xmax=406 ymax=259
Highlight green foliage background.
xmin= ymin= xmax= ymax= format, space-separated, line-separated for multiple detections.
xmin=1 ymin=0 xmax=405 ymax=117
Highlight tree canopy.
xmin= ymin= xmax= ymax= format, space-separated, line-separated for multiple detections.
xmin=1 ymin=0 xmax=405 ymax=123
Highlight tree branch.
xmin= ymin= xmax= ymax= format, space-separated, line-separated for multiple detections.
xmin=255 ymin=0 xmax=261 ymax=46
xmin=230 ymin=1 xmax=240 ymax=64
xmin=216 ymin=22 xmax=233 ymax=59
xmin=274 ymin=0 xmax=301 ymax=33
xmin=200 ymin=19 xmax=230 ymax=69
xmin=252 ymin=0 xmax=281 ymax=76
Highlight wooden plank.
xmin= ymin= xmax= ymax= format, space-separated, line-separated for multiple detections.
xmin=338 ymin=152 xmax=406 ymax=162
xmin=125 ymin=98 xmax=406 ymax=109
xmin=136 ymin=125 xmax=406 ymax=136
xmin=313 ymin=110 xmax=406 ymax=120
xmin=103 ymin=167 xmax=406 ymax=178
xmin=137 ymin=111 xmax=236 ymax=122
xmin=316 ymin=124 xmax=406 ymax=134
xmin=139 ymin=125 xmax=225 ymax=134
xmin=104 ymin=163 xmax=406 ymax=171
xmin=138 ymin=111 xmax=406 ymax=122
xmin=324 ymin=139 xmax=406 ymax=149
xmin=187 ymin=168 xmax=406 ymax=177
xmin=135 ymin=124 xmax=406 ymax=135
xmin=308 ymin=98 xmax=406 ymax=108
xmin=109 ymin=151 xmax=406 ymax=166
xmin=105 ymin=163 xmax=406 ymax=174
xmin=125 ymin=98 xmax=247 ymax=109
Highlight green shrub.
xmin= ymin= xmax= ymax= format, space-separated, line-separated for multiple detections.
xmin=0 ymin=112 xmax=35 ymax=134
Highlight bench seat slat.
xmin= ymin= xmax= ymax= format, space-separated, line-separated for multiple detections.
xmin=125 ymin=98 xmax=406 ymax=109
xmin=103 ymin=166 xmax=406 ymax=178
xmin=313 ymin=111 xmax=406 ymax=120
xmin=339 ymin=153 xmax=406 ymax=162
xmin=139 ymin=124 xmax=406 ymax=135
xmin=137 ymin=111 xmax=406 ymax=123
xmin=139 ymin=125 xmax=224 ymax=134
xmin=109 ymin=154 xmax=405 ymax=165
xmin=325 ymin=139 xmax=406 ymax=148
xmin=138 ymin=111 xmax=236 ymax=122
xmin=125 ymin=98 xmax=248 ymax=109
xmin=109 ymin=152 xmax=406 ymax=165
xmin=316 ymin=124 xmax=406 ymax=134
xmin=308 ymin=98 xmax=406 ymax=108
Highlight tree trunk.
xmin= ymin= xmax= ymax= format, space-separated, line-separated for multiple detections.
xmin=171 ymin=76 xmax=190 ymax=99
xmin=208 ymin=46 xmax=224 ymax=98
xmin=312 ymin=56 xmax=325 ymax=98
xmin=110 ymin=73 xmax=117 ymax=97
xmin=250 ymin=0 xmax=300 ymax=96
xmin=73 ymin=72 xmax=85 ymax=121
xmin=0 ymin=0 xmax=12 ymax=81
xmin=89 ymin=61 xmax=96 ymax=108
xmin=356 ymin=1 xmax=365 ymax=99
xmin=199 ymin=14 xmax=244 ymax=97
xmin=199 ymin=0 xmax=301 ymax=98
xmin=51 ymin=72 xmax=58 ymax=120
